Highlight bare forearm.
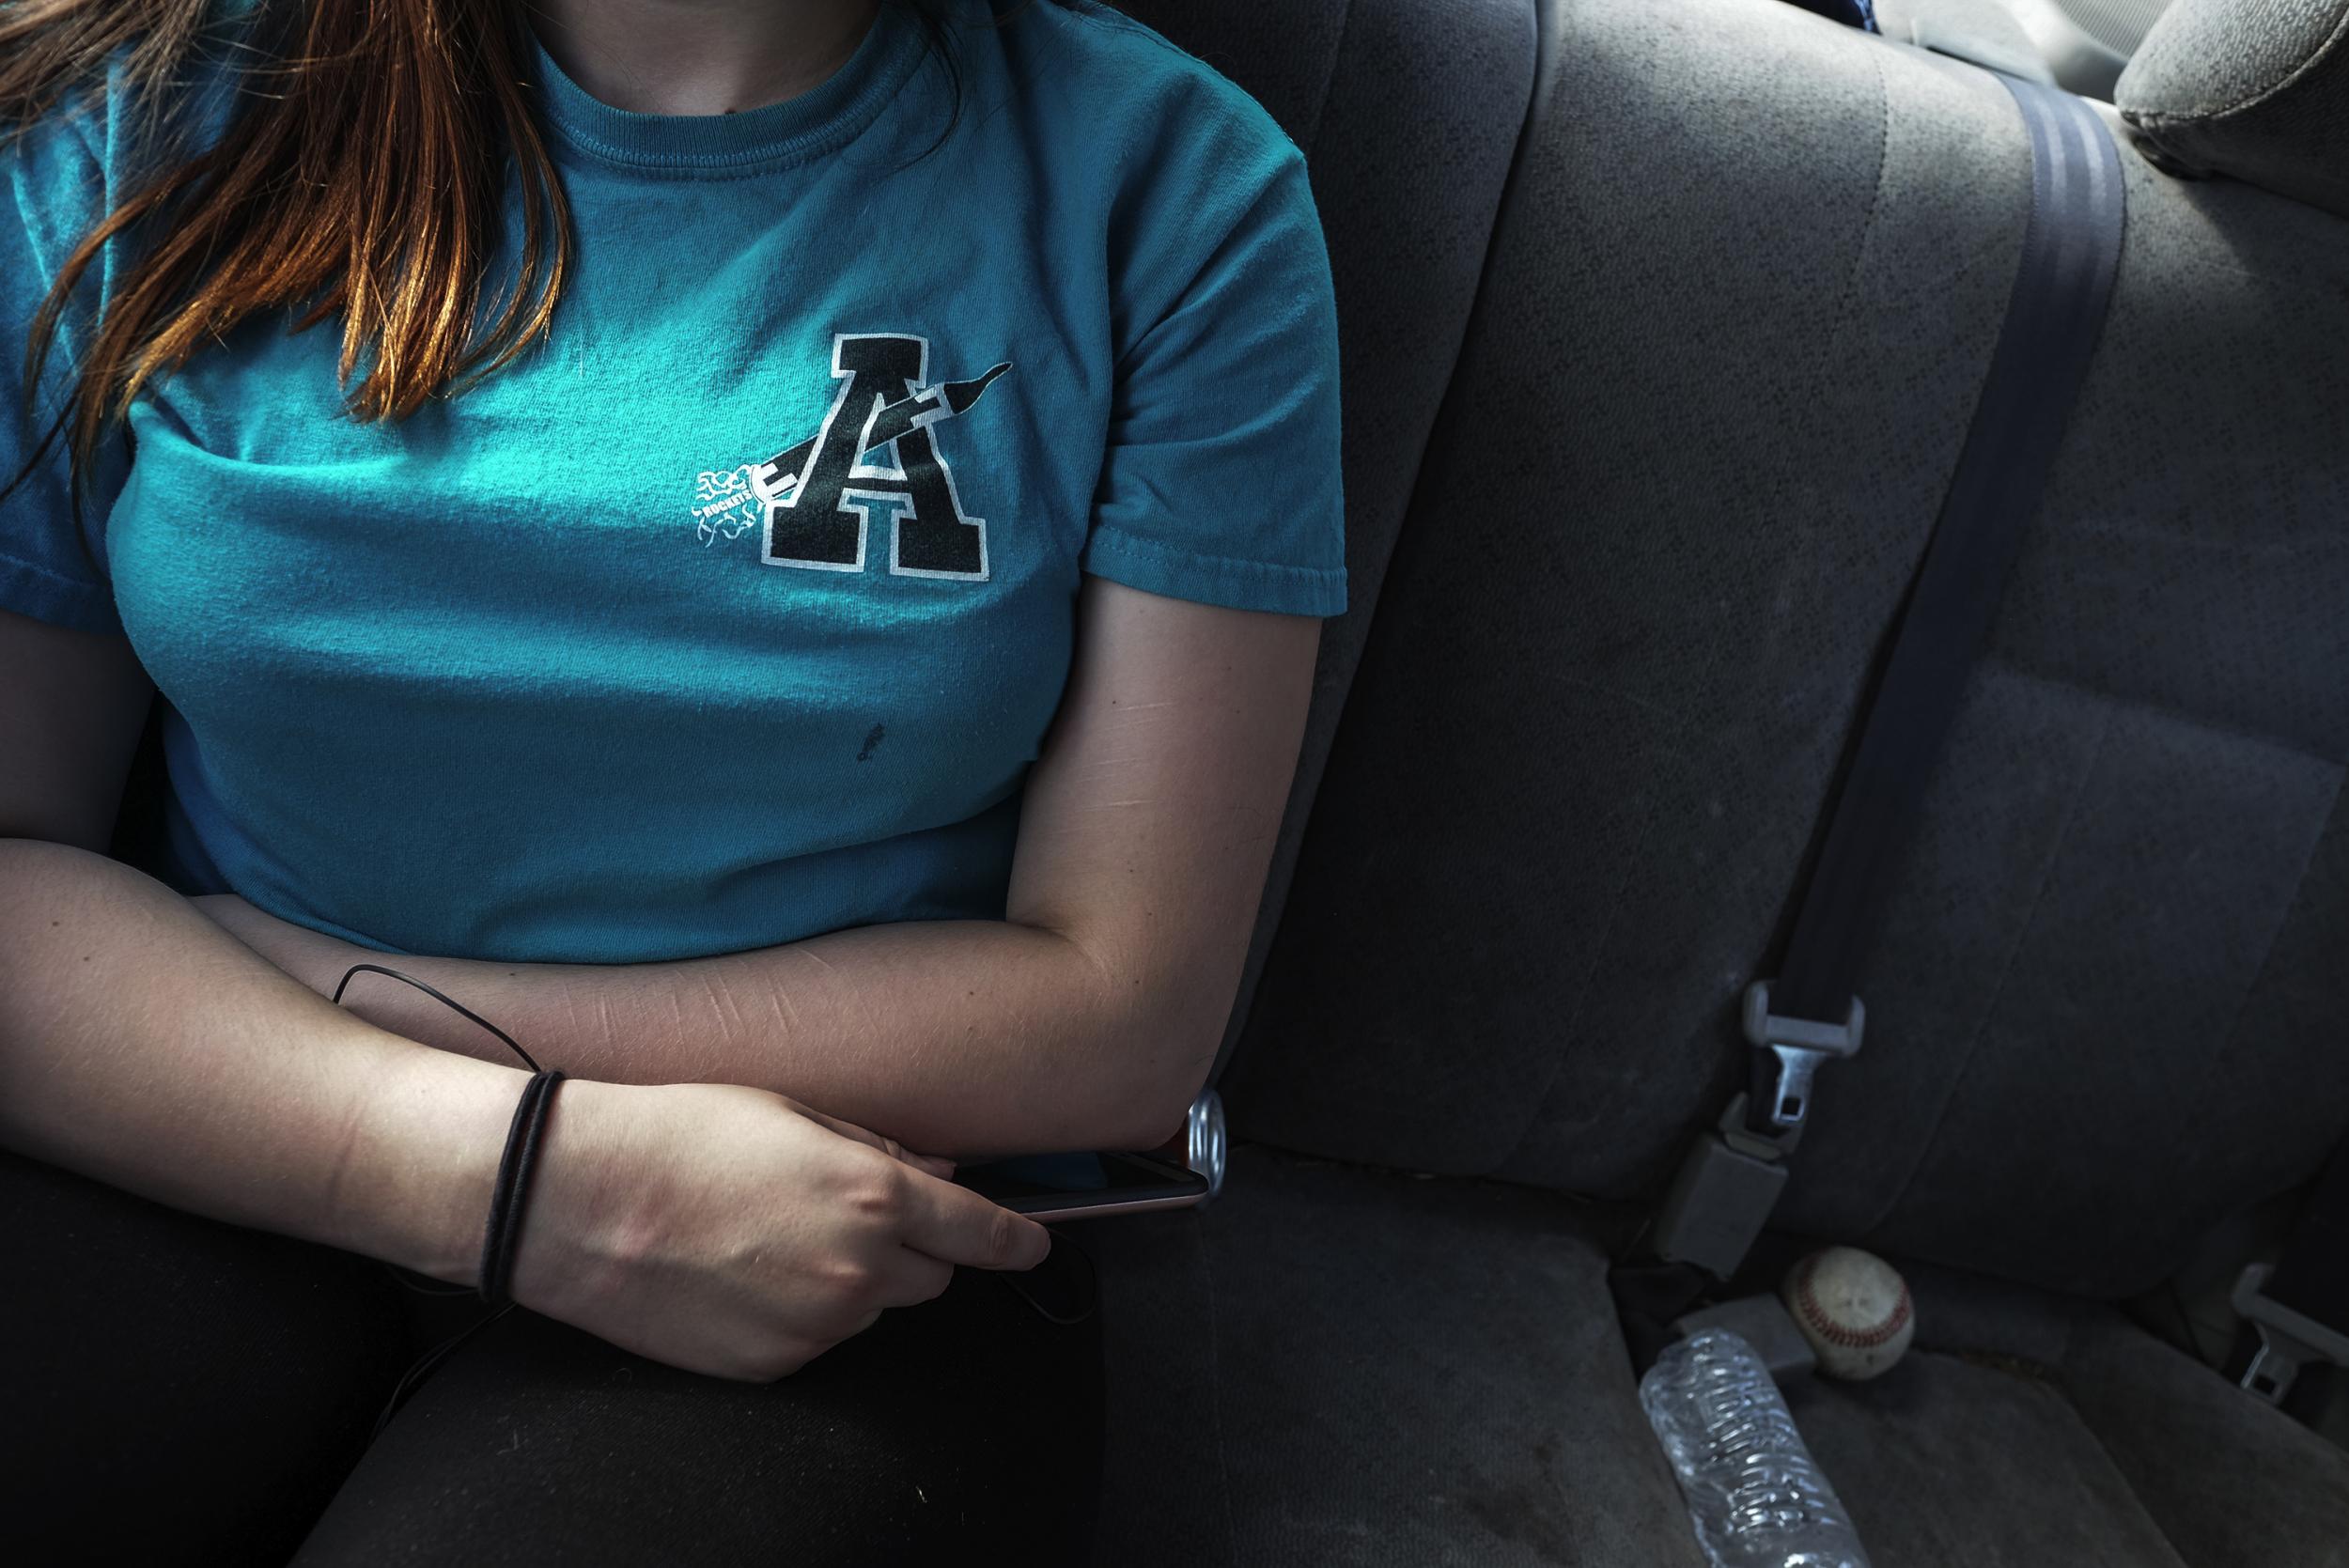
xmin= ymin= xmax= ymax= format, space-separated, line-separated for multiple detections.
xmin=185 ymin=583 xmax=1315 ymax=1161
xmin=0 ymin=839 xmax=536 ymax=1284
xmin=604 ymin=919 xmax=1197 ymax=1157
xmin=230 ymin=912 xmax=1208 ymax=1160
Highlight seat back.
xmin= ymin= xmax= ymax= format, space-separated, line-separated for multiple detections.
xmin=1227 ymin=0 xmax=2349 ymax=1300
xmin=1110 ymin=0 xmax=1541 ymax=1092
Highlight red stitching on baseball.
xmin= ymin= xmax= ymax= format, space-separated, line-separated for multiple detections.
xmin=1794 ymin=1254 xmax=1913 ymax=1349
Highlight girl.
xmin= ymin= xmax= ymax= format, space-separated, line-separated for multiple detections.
xmin=0 ymin=0 xmax=1344 ymax=1560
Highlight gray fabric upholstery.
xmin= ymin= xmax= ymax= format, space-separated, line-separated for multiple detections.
xmin=1225 ymin=0 xmax=2349 ymax=1300
xmin=1831 ymin=1258 xmax=2349 ymax=1568
xmin=1108 ymin=0 xmax=1539 ymax=1097
xmin=1085 ymin=0 xmax=2349 ymax=1560
xmin=1106 ymin=0 xmax=1350 ymax=141
xmin=1232 ymin=0 xmax=2033 ymax=1188
xmin=1069 ymin=1143 xmax=1703 ymax=1568
xmin=2117 ymin=0 xmax=2349 ymax=218
xmin=1874 ymin=0 xmax=2056 ymax=83
xmin=2061 ymin=1312 xmax=2349 ymax=1568
xmin=1080 ymin=1153 xmax=2349 ymax=1566
xmin=1788 ymin=1357 xmax=2193 ymax=1568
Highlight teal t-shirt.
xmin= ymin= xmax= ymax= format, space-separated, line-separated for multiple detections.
xmin=2 ymin=0 xmax=1346 ymax=964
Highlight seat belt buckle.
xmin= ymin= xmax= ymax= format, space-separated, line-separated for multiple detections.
xmin=1743 ymin=980 xmax=1865 ymax=1135
xmin=1649 ymin=1093 xmax=1798 ymax=1279
xmin=2231 ymin=1262 xmax=2349 ymax=1406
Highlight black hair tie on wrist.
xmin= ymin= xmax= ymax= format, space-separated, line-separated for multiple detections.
xmin=330 ymin=963 xmax=563 ymax=1440
xmin=330 ymin=959 xmax=1082 ymax=1437
xmin=478 ymin=1067 xmax=567 ymax=1310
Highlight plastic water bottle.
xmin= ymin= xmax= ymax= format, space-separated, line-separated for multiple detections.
xmin=1637 ymin=1327 xmax=1873 ymax=1568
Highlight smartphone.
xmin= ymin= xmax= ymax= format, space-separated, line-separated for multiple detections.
xmin=953 ymin=1148 xmax=1209 ymax=1220
xmin=953 ymin=1089 xmax=1226 ymax=1222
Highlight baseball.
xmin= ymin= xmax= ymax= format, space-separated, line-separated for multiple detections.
xmin=1782 ymin=1246 xmax=1916 ymax=1380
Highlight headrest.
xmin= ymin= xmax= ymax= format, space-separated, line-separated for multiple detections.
xmin=2116 ymin=0 xmax=2349 ymax=219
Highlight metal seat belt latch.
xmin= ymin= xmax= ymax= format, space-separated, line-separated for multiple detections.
xmin=1744 ymin=980 xmax=1865 ymax=1135
xmin=1647 ymin=985 xmax=1866 ymax=1277
xmin=2232 ymin=1263 xmax=2349 ymax=1407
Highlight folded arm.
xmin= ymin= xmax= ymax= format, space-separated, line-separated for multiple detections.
xmin=200 ymin=573 xmax=1322 ymax=1161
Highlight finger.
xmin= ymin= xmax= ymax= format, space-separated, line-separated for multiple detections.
xmin=794 ymin=1106 xmax=926 ymax=1166
xmin=797 ymin=1106 xmax=890 ymax=1148
xmin=873 ymin=1247 xmax=956 ymax=1309
xmin=894 ymin=1170 xmax=1053 ymax=1271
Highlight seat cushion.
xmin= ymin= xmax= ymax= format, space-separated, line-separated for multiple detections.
xmin=2060 ymin=1309 xmax=2349 ymax=1568
xmin=1791 ymin=1256 xmax=2349 ymax=1567
xmin=1076 ymin=1148 xmax=2349 ymax=1565
xmin=1791 ymin=1355 xmax=2193 ymax=1566
xmin=1066 ymin=1142 xmax=1703 ymax=1567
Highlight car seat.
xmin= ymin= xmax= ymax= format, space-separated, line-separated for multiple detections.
xmin=1070 ymin=0 xmax=2349 ymax=1561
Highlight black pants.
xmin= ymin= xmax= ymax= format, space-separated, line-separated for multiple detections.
xmin=0 ymin=1146 xmax=1105 ymax=1565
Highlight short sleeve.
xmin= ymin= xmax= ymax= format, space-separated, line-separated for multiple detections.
xmin=2 ymin=99 xmax=129 ymax=637
xmin=1080 ymin=112 xmax=1347 ymax=618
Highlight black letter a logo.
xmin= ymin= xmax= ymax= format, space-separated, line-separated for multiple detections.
xmin=752 ymin=333 xmax=1009 ymax=580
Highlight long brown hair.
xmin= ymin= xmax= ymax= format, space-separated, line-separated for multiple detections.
xmin=3 ymin=0 xmax=570 ymax=506
xmin=3 ymin=0 xmax=988 ymax=512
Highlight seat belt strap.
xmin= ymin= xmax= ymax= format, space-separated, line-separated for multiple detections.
xmin=1645 ymin=75 xmax=2126 ymax=1279
xmin=2231 ymin=1134 xmax=2349 ymax=1409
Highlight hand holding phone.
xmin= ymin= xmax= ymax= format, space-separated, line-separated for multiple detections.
xmin=949 ymin=1089 xmax=1225 ymax=1221
xmin=953 ymin=1148 xmax=1208 ymax=1220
